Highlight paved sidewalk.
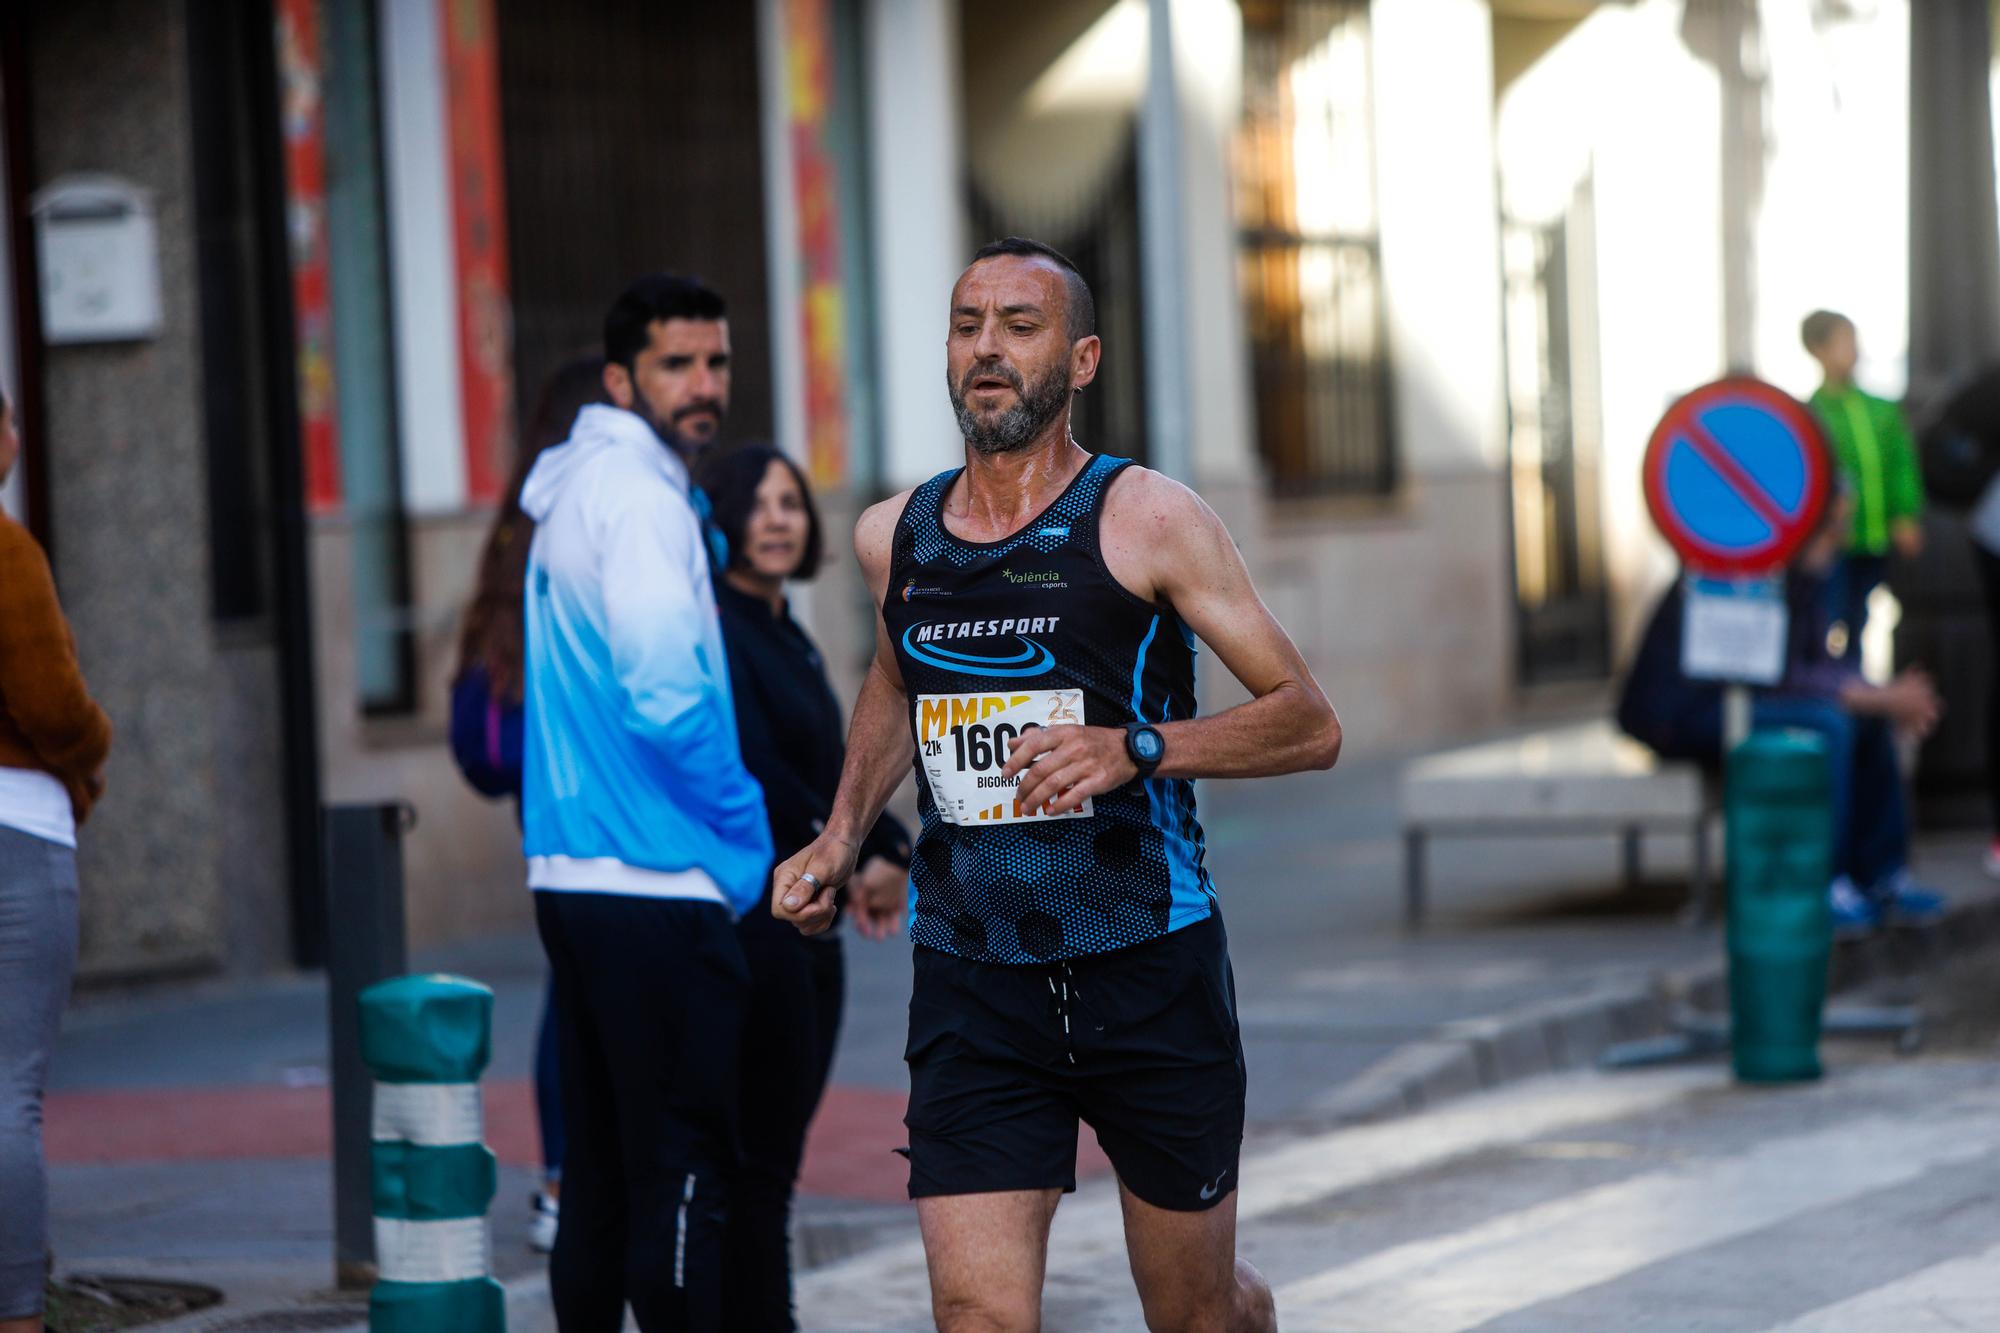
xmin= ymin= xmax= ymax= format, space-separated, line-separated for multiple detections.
xmin=40 ymin=733 xmax=2000 ymax=1326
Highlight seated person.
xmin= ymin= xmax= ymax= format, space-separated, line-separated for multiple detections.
xmin=1616 ymin=490 xmax=1944 ymax=930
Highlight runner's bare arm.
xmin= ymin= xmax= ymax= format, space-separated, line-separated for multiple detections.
xmin=772 ymin=493 xmax=919 ymax=936
xmin=1004 ymin=467 xmax=1339 ymax=813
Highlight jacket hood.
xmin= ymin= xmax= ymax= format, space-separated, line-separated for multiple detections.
xmin=519 ymin=404 xmax=688 ymax=523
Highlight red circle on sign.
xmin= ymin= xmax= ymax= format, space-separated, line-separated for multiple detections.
xmin=1643 ymin=376 xmax=1831 ymax=577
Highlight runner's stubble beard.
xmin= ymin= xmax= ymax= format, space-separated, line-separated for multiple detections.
xmin=948 ymin=355 xmax=1073 ymax=455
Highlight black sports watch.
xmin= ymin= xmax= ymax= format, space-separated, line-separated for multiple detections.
xmin=1125 ymin=722 xmax=1166 ymax=781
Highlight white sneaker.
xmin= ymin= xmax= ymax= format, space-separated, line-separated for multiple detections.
xmin=528 ymin=1190 xmax=559 ymax=1254
xmin=1828 ymin=875 xmax=1878 ymax=934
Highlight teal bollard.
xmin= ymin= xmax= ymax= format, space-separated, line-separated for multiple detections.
xmin=358 ymin=974 xmax=507 ymax=1331
xmin=1726 ymin=730 xmax=1835 ymax=1083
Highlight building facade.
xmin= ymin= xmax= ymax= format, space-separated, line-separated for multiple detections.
xmin=1 ymin=0 xmax=1943 ymax=979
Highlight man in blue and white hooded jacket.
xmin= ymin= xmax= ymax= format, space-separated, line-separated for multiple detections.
xmin=520 ymin=273 xmax=770 ymax=1331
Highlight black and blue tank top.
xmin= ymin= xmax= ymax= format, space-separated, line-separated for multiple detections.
xmin=884 ymin=452 xmax=1216 ymax=964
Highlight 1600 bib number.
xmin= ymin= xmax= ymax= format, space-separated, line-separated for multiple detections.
xmin=915 ymin=690 xmax=1092 ymax=826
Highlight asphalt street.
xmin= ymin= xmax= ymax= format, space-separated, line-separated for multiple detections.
xmin=795 ymin=1053 xmax=2000 ymax=1331
xmin=46 ymin=741 xmax=2000 ymax=1329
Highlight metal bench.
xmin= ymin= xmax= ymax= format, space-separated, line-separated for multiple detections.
xmin=1399 ymin=720 xmax=1713 ymax=928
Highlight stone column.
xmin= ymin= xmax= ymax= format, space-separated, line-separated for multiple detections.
xmin=29 ymin=0 xmax=227 ymax=976
xmin=864 ymin=0 xmax=966 ymax=492
xmin=1909 ymin=0 xmax=2000 ymax=396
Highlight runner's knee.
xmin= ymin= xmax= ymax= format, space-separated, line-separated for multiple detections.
xmin=1234 ymin=1257 xmax=1277 ymax=1333
xmin=1138 ymin=1257 xmax=1274 ymax=1333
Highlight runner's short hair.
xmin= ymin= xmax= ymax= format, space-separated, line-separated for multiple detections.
xmin=1800 ymin=309 xmax=1853 ymax=352
xmin=970 ymin=237 xmax=1096 ymax=342
xmin=694 ymin=442 xmax=824 ymax=582
xmin=604 ymin=274 xmax=728 ymax=370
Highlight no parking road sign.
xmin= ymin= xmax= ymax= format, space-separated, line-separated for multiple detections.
xmin=1644 ymin=377 xmax=1832 ymax=578
xmin=1646 ymin=378 xmax=1832 ymax=686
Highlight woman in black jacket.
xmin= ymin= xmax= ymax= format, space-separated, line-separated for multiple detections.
xmin=450 ymin=354 xmax=608 ymax=1254
xmin=697 ymin=443 xmax=910 ymax=1330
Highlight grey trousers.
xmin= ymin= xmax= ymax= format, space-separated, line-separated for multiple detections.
xmin=0 ymin=824 xmax=78 ymax=1319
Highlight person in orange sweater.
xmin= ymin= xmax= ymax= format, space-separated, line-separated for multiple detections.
xmin=0 ymin=387 xmax=111 ymax=1333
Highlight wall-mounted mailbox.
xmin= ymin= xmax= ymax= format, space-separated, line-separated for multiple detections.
xmin=32 ymin=174 xmax=164 ymax=345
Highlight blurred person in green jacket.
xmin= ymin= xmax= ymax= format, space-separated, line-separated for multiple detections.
xmin=1802 ymin=309 xmax=1925 ymax=667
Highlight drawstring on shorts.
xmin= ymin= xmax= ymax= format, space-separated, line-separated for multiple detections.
xmin=1047 ymin=963 xmax=1078 ymax=1065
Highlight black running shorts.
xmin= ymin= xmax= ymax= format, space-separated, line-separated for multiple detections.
xmin=902 ymin=912 xmax=1246 ymax=1212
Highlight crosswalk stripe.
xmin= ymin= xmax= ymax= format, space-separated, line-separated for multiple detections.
xmin=1273 ymin=1106 xmax=2000 ymax=1331
xmin=1234 ymin=1067 xmax=1724 ymax=1225
xmin=1757 ymin=1241 xmax=2000 ymax=1332
xmin=796 ymin=1067 xmax=1723 ymax=1327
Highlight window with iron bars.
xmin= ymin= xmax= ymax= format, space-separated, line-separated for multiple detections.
xmin=1237 ymin=0 xmax=1395 ymax=497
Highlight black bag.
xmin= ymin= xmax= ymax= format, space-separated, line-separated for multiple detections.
xmin=1920 ymin=425 xmax=1996 ymax=509
xmin=1923 ymin=365 xmax=2000 ymax=510
xmin=448 ymin=664 xmax=524 ymax=799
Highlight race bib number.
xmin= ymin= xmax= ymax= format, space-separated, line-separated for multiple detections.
xmin=915 ymin=690 xmax=1094 ymax=826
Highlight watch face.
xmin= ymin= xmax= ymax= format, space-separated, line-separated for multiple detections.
xmin=1135 ymin=729 xmax=1163 ymax=761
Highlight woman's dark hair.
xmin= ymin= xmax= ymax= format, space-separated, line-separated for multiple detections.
xmin=695 ymin=443 xmax=824 ymax=582
xmin=454 ymin=354 xmax=609 ymax=702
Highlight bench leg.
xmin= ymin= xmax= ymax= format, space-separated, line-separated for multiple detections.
xmin=1622 ymin=827 xmax=1643 ymax=892
xmin=1689 ymin=815 xmax=1715 ymax=926
xmin=1405 ymin=827 xmax=1427 ymax=930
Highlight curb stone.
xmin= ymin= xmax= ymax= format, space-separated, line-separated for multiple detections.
xmin=1305 ymin=980 xmax=1682 ymax=1126
xmin=139 ymin=1273 xmax=547 ymax=1333
xmin=132 ymin=1293 xmax=366 ymax=1332
xmin=1308 ymin=886 xmax=2000 ymax=1134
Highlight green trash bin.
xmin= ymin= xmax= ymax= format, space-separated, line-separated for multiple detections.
xmin=1726 ymin=729 xmax=1835 ymax=1083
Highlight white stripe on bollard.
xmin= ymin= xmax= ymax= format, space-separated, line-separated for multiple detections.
xmin=374 ymin=1216 xmax=494 ymax=1285
xmin=371 ymin=1081 xmax=483 ymax=1147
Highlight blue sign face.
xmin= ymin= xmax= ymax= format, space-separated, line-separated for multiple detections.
xmin=1645 ymin=379 xmax=1831 ymax=576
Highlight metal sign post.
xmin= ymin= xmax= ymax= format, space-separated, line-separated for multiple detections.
xmin=1606 ymin=377 xmax=1918 ymax=1069
xmin=1722 ymin=684 xmax=1752 ymax=753
xmin=1681 ymin=573 xmax=1783 ymax=755
xmin=1646 ymin=375 xmax=1833 ymax=928
xmin=1645 ymin=377 xmax=1830 ymax=755
xmin=1646 ymin=375 xmax=1831 ymax=767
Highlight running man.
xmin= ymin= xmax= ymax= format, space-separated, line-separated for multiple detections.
xmin=773 ymin=237 xmax=1340 ymax=1331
